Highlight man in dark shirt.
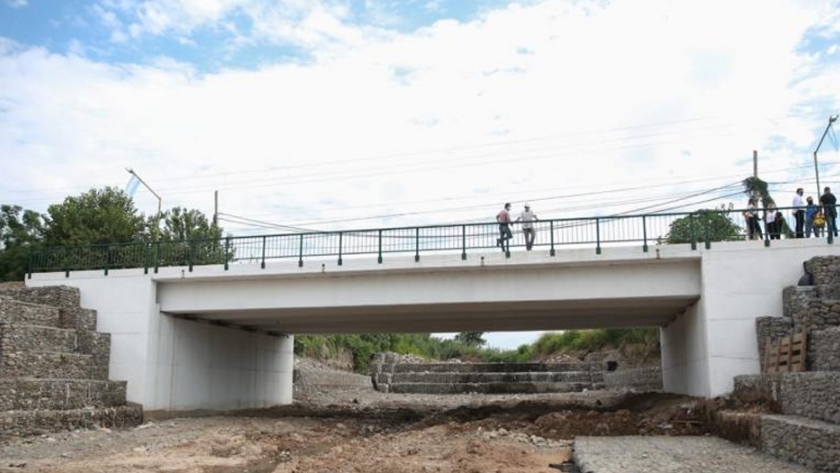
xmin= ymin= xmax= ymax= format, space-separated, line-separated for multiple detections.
xmin=820 ymin=187 xmax=837 ymax=237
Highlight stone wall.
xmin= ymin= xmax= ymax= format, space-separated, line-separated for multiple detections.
xmin=0 ymin=379 xmax=127 ymax=411
xmin=0 ymin=298 xmax=60 ymax=327
xmin=760 ymin=415 xmax=840 ymax=473
xmin=0 ymin=404 xmax=143 ymax=440
xmin=734 ymin=373 xmax=840 ymax=425
xmin=810 ymin=327 xmax=840 ymax=371
xmin=0 ymin=286 xmax=80 ymax=311
xmin=603 ymin=367 xmax=662 ymax=392
xmin=804 ymin=256 xmax=840 ymax=287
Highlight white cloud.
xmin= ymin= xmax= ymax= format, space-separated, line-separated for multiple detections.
xmin=5 ymin=0 xmax=28 ymax=8
xmin=1 ymin=0 xmax=839 ymax=236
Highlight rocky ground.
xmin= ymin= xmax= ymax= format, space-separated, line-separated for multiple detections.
xmin=0 ymin=359 xmax=769 ymax=473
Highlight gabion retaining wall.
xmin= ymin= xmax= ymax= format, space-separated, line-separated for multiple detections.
xmin=734 ymin=372 xmax=840 ymax=425
xmin=761 ymin=414 xmax=840 ymax=473
xmin=603 ymin=367 xmax=662 ymax=392
xmin=810 ymin=327 xmax=840 ymax=371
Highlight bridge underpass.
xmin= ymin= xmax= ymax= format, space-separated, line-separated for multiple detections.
xmin=26 ymin=238 xmax=840 ymax=412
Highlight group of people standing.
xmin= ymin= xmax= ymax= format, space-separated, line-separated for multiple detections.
xmin=496 ymin=203 xmax=538 ymax=252
xmin=744 ymin=187 xmax=838 ymax=240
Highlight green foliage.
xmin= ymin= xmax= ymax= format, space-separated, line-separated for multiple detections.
xmin=0 ymin=205 xmax=46 ymax=282
xmin=665 ymin=209 xmax=742 ymax=244
xmin=156 ymin=207 xmax=227 ymax=266
xmin=44 ymin=187 xmax=145 ymax=246
xmin=295 ymin=328 xmax=658 ymax=373
xmin=453 ymin=332 xmax=486 ymax=347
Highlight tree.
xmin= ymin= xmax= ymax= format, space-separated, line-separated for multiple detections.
xmin=44 ymin=187 xmax=146 ymax=246
xmin=454 ymin=332 xmax=486 ymax=347
xmin=156 ymin=207 xmax=227 ymax=267
xmin=742 ymin=176 xmax=793 ymax=238
xmin=159 ymin=207 xmax=222 ymax=241
xmin=665 ymin=209 xmax=742 ymax=244
xmin=0 ymin=205 xmax=46 ymax=281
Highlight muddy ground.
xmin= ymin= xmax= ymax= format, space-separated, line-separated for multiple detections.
xmin=0 ymin=388 xmax=723 ymax=473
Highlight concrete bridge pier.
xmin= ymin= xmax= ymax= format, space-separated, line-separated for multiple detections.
xmin=25 ymin=272 xmax=294 ymax=413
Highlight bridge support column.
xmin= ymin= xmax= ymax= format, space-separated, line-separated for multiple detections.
xmin=278 ymin=334 xmax=294 ymax=405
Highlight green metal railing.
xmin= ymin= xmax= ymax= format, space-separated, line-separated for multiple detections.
xmin=27 ymin=207 xmax=835 ymax=277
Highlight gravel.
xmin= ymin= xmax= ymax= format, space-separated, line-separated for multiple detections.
xmin=574 ymin=436 xmax=814 ymax=473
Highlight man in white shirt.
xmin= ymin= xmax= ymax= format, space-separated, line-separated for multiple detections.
xmin=792 ymin=188 xmax=805 ymax=238
xmin=516 ymin=203 xmax=538 ymax=250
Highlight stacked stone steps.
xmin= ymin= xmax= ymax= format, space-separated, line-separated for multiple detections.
xmin=0 ymin=285 xmax=141 ymax=438
xmin=730 ymin=256 xmax=840 ymax=472
xmin=389 ymin=371 xmax=594 ymax=384
xmin=388 ymin=381 xmax=593 ymax=394
xmin=0 ymin=379 xmax=128 ymax=410
xmin=371 ymin=355 xmax=609 ymax=394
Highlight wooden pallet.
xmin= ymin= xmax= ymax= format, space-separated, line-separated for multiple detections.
xmin=764 ymin=331 xmax=807 ymax=373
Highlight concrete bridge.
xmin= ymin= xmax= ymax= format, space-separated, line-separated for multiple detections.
xmin=25 ymin=222 xmax=840 ymax=412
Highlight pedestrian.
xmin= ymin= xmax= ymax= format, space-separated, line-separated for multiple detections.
xmin=821 ymin=187 xmax=838 ymax=238
xmin=792 ymin=188 xmax=805 ymax=238
xmin=744 ymin=198 xmax=762 ymax=240
xmin=496 ymin=203 xmax=512 ymax=252
xmin=765 ymin=204 xmax=783 ymax=240
xmin=516 ymin=203 xmax=538 ymax=251
xmin=805 ymin=196 xmax=822 ymax=238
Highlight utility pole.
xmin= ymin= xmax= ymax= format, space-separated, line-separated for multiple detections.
xmin=213 ymin=190 xmax=219 ymax=228
xmin=752 ymin=150 xmax=758 ymax=204
xmin=814 ymin=114 xmax=839 ymax=197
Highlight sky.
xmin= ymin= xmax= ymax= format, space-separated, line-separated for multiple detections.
xmin=1 ymin=0 xmax=840 ymax=349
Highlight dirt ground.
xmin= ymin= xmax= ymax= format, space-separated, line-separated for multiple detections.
xmin=0 ymin=387 xmax=718 ymax=473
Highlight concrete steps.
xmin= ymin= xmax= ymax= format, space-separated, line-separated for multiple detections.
xmin=0 ymin=404 xmax=143 ymax=440
xmin=388 ymin=381 xmax=594 ymax=394
xmin=0 ymin=379 xmax=128 ymax=410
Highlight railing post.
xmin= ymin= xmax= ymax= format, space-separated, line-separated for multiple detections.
xmin=461 ymin=225 xmax=467 ymax=260
xmin=550 ymin=221 xmax=556 ymax=257
xmin=415 ymin=227 xmax=420 ymax=262
xmin=261 ymin=236 xmax=267 ymax=269
xmin=26 ymin=247 xmax=33 ymax=280
xmin=642 ymin=216 xmax=649 ymax=253
xmin=338 ymin=232 xmax=343 ymax=266
xmin=764 ymin=219 xmax=771 ymax=247
xmin=144 ymin=242 xmax=150 ymax=274
xmin=188 ymin=240 xmax=194 ymax=272
xmin=704 ymin=216 xmax=711 ymax=250
xmin=224 ymin=237 xmax=231 ymax=271
xmin=154 ymin=241 xmax=160 ymax=273
xmin=595 ymin=217 xmax=602 ymax=255
xmin=104 ymin=245 xmax=110 ymax=276
xmin=298 ymin=234 xmax=304 ymax=268
xmin=378 ymin=230 xmax=383 ymax=264
xmin=687 ymin=215 xmax=696 ymax=250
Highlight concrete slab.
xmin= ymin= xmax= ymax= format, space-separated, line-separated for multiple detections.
xmin=573 ymin=436 xmax=812 ymax=473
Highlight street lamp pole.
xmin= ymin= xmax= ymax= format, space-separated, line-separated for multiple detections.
xmin=814 ymin=114 xmax=839 ymax=197
xmin=126 ymin=168 xmax=163 ymax=239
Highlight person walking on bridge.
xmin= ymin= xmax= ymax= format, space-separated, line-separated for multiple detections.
xmin=821 ymin=187 xmax=837 ymax=238
xmin=792 ymin=187 xmax=805 ymax=238
xmin=516 ymin=203 xmax=538 ymax=250
xmin=496 ymin=203 xmax=512 ymax=252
